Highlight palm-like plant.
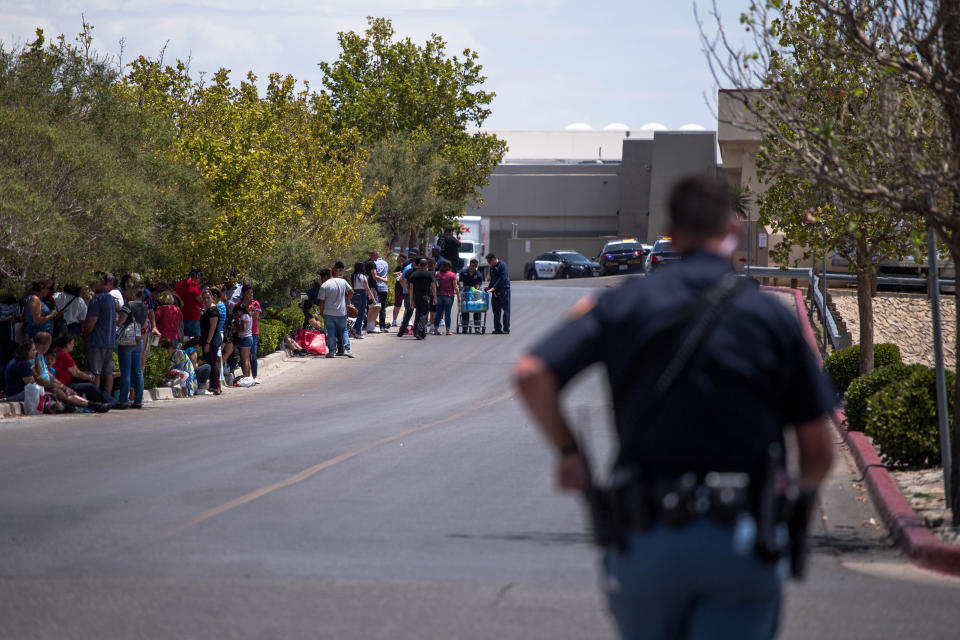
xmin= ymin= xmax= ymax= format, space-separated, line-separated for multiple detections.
xmin=730 ymin=184 xmax=754 ymax=272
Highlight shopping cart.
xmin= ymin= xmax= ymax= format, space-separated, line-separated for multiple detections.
xmin=455 ymin=288 xmax=488 ymax=334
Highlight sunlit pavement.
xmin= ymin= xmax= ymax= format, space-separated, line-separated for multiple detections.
xmin=0 ymin=275 xmax=957 ymax=639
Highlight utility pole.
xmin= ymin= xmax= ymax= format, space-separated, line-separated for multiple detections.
xmin=926 ymin=225 xmax=952 ymax=508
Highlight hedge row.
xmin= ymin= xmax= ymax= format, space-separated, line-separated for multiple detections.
xmin=863 ymin=367 xmax=955 ymax=467
xmin=840 ymin=358 xmax=954 ymax=468
xmin=824 ymin=343 xmax=902 ymax=395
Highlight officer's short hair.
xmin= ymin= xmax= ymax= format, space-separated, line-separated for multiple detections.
xmin=416 ymin=257 xmax=428 ymax=267
xmin=469 ymin=258 xmax=479 ymax=265
xmin=668 ymin=175 xmax=735 ymax=238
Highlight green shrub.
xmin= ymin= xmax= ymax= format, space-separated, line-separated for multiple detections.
xmin=844 ymin=363 xmax=926 ymax=431
xmin=824 ymin=343 xmax=902 ymax=394
xmin=258 ymin=319 xmax=285 ymax=358
xmin=266 ymin=302 xmax=303 ymax=338
xmin=864 ymin=366 xmax=955 ymax=467
xmin=72 ymin=335 xmax=87 ymax=371
xmin=143 ymin=345 xmax=170 ymax=390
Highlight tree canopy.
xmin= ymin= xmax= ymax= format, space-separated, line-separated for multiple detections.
xmin=319 ymin=17 xmax=505 ymax=245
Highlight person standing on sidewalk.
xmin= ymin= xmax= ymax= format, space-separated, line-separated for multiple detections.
xmin=317 ymin=267 xmax=355 ymax=358
xmin=240 ymin=285 xmax=262 ymax=384
xmin=406 ymin=258 xmax=436 ymax=340
xmin=513 ymin=175 xmax=837 ymax=640
xmin=116 ymin=278 xmax=148 ymax=409
xmin=370 ymin=250 xmax=391 ymax=332
xmin=174 ymin=270 xmax=204 ymax=339
xmin=83 ymin=273 xmax=118 ymax=403
xmin=200 ymin=290 xmax=222 ymax=395
xmin=484 ymin=254 xmax=510 ymax=334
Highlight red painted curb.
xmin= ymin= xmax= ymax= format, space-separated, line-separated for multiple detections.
xmin=762 ymin=285 xmax=960 ymax=576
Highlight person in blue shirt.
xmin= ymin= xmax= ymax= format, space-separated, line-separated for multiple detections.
xmin=459 ymin=259 xmax=485 ymax=333
xmin=484 ymin=253 xmax=511 ymax=334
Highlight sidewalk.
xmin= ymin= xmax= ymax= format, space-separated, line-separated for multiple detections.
xmin=0 ymin=315 xmax=401 ymax=421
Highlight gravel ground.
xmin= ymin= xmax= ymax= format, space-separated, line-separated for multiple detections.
xmin=830 ymin=290 xmax=957 ymax=368
xmin=889 ymin=467 xmax=960 ymax=545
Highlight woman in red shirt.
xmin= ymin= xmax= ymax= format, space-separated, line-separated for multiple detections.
xmin=154 ymin=290 xmax=183 ymax=349
xmin=434 ymin=261 xmax=460 ymax=336
xmin=51 ymin=334 xmax=113 ymax=408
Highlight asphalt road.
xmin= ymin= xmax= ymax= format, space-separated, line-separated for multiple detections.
xmin=1 ymin=275 xmax=958 ymax=639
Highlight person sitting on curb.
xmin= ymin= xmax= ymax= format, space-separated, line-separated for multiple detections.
xmin=159 ymin=338 xmax=198 ymax=396
xmin=182 ymin=337 xmax=212 ymax=395
xmin=52 ymin=334 xmax=113 ymax=407
xmin=301 ymin=301 xmax=324 ymax=331
xmin=33 ymin=332 xmax=109 ymax=413
xmin=4 ymin=339 xmax=38 ymax=404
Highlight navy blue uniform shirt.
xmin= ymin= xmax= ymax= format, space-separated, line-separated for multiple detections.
xmin=459 ymin=268 xmax=484 ymax=289
xmin=488 ymin=261 xmax=510 ymax=293
xmin=530 ymin=252 xmax=837 ymax=479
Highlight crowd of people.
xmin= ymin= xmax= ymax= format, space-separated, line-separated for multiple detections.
xmin=0 ymin=269 xmax=269 ymax=414
xmin=0 ymin=231 xmax=513 ymax=415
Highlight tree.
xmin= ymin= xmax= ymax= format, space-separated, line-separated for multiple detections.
xmin=121 ymin=58 xmax=379 ymax=282
xmin=319 ymin=17 xmax=506 ymax=242
xmin=362 ymin=130 xmax=458 ymax=247
xmin=730 ymin=1 xmax=922 ymax=375
xmin=0 ymin=24 xmax=212 ymax=286
xmin=702 ymin=0 xmax=960 ymax=513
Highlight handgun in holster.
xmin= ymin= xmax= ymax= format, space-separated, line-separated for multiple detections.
xmin=754 ymin=443 xmax=815 ymax=579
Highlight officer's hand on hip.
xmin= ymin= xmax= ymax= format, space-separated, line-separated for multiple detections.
xmin=557 ymin=452 xmax=590 ymax=492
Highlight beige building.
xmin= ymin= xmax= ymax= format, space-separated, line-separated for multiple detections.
xmin=717 ymin=90 xmax=809 ymax=270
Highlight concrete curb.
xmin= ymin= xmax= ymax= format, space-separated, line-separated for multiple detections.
xmin=1 ymin=347 xmax=301 ymax=418
xmin=837 ymin=415 xmax=960 ymax=576
xmin=763 ymin=284 xmax=960 ymax=576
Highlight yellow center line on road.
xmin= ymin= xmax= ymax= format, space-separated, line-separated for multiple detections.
xmin=146 ymin=389 xmax=517 ymax=546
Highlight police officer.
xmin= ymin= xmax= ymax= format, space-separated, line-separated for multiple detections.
xmin=484 ymin=253 xmax=510 ymax=334
xmin=513 ymin=175 xmax=836 ymax=640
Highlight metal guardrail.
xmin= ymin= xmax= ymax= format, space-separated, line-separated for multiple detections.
xmin=740 ymin=266 xmax=860 ymax=350
xmin=742 ymin=265 xmax=956 ymax=288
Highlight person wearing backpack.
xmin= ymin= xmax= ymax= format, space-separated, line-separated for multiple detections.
xmin=116 ymin=278 xmax=148 ymax=409
xmin=53 ymin=284 xmax=87 ymax=336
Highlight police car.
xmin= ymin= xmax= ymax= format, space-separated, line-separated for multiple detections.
xmin=524 ymin=251 xmax=601 ymax=279
xmin=598 ymin=238 xmax=650 ymax=275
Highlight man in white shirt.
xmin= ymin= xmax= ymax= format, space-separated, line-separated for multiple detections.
xmin=369 ymin=249 xmax=390 ymax=332
xmin=317 ymin=264 xmax=354 ymax=358
xmin=54 ymin=286 xmax=87 ymax=335
xmin=107 ymin=274 xmax=123 ymax=312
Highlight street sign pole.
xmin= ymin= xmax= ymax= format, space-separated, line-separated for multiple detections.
xmin=821 ymin=252 xmax=828 ymax=356
xmin=927 ymin=226 xmax=952 ymax=508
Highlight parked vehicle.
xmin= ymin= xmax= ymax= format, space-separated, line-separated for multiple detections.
xmin=456 ymin=215 xmax=489 ymax=275
xmin=644 ymin=237 xmax=681 ymax=272
xmin=524 ymin=251 xmax=601 ymax=279
xmin=598 ymin=238 xmax=649 ymax=275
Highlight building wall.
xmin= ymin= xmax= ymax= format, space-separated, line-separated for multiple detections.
xmin=468 ymin=130 xmax=719 ymax=259
xmin=617 ymin=139 xmax=653 ymax=240
xmin=487 ymin=129 xmax=653 ymax=162
xmin=647 ymin=131 xmax=720 ymax=242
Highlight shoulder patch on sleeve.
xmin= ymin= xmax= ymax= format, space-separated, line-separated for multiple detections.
xmin=567 ymin=295 xmax=597 ymax=321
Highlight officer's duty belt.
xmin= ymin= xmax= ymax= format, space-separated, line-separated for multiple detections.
xmin=587 ymin=471 xmax=751 ymax=547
